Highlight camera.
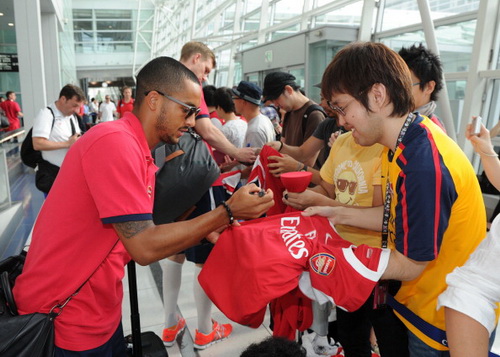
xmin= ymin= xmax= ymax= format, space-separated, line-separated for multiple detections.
xmin=471 ymin=116 xmax=482 ymax=136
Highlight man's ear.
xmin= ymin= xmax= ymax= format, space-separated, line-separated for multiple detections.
xmin=370 ymin=83 xmax=388 ymax=109
xmin=424 ymin=80 xmax=436 ymax=96
xmin=283 ymin=85 xmax=293 ymax=96
xmin=192 ymin=53 xmax=202 ymax=64
xmin=145 ymin=92 xmax=160 ymax=111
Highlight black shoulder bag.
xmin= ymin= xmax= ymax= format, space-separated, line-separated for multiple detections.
xmin=0 ymin=242 xmax=118 ymax=356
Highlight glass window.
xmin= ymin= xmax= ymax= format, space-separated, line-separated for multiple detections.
xmin=273 ymin=0 xmax=304 ymax=25
xmin=437 ymin=80 xmax=466 ymax=134
xmin=74 ymin=21 xmax=93 ymax=31
xmin=73 ymin=9 xmax=92 ymax=19
xmin=244 ymin=0 xmax=261 ymax=14
xmin=380 ymin=20 xmax=476 ymax=73
xmin=95 ymin=10 xmax=132 ymax=19
xmin=314 ymin=1 xmax=363 ymax=27
xmin=96 ymin=21 xmax=132 ymax=31
xmin=96 ymin=31 xmax=133 ymax=42
xmin=243 ymin=11 xmax=262 ymax=31
xmin=74 ymin=31 xmax=94 ymax=43
xmin=269 ymin=24 xmax=300 ymax=41
xmin=218 ymin=49 xmax=231 ymax=68
xmin=380 ymin=0 xmax=479 ymax=32
xmin=222 ymin=4 xmax=236 ymax=28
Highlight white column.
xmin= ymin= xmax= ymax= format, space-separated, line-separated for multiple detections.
xmin=41 ymin=12 xmax=61 ymax=102
xmin=13 ymin=0 xmax=47 ymax=128
xmin=416 ymin=0 xmax=457 ymax=142
xmin=358 ymin=0 xmax=375 ymax=42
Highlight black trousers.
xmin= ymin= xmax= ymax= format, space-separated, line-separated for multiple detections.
xmin=337 ymin=291 xmax=409 ymax=357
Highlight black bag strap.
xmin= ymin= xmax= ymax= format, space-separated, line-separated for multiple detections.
xmin=46 ymin=106 xmax=77 ymax=135
xmin=302 ymin=104 xmax=326 ymax=135
xmin=45 ymin=106 xmax=57 ymax=130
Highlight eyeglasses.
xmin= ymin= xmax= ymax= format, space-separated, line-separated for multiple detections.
xmin=336 ymin=179 xmax=357 ymax=195
xmin=231 ymin=96 xmax=241 ymax=100
xmin=412 ymin=82 xmax=421 ymax=86
xmin=144 ymin=90 xmax=201 ymax=119
xmin=327 ymin=98 xmax=355 ymax=117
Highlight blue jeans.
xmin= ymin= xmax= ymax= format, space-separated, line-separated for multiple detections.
xmin=408 ymin=330 xmax=450 ymax=357
xmin=55 ymin=322 xmax=127 ymax=357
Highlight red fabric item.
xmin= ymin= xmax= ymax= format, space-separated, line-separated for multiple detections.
xmin=270 ymin=288 xmax=313 ymax=340
xmin=199 ymin=212 xmax=388 ymax=333
xmin=248 ymin=145 xmax=287 ymax=215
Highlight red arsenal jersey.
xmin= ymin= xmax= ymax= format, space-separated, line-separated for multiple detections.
xmin=199 ymin=212 xmax=390 ymax=329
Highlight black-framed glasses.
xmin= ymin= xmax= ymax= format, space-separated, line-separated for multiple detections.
xmin=327 ymin=98 xmax=355 ymax=117
xmin=144 ymin=90 xmax=201 ymax=119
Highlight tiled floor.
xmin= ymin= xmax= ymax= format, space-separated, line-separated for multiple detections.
xmin=122 ymin=262 xmax=273 ymax=357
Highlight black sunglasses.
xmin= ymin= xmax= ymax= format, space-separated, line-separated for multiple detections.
xmin=144 ymin=90 xmax=201 ymax=119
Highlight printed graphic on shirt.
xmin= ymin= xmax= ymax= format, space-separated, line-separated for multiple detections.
xmin=333 ymin=159 xmax=368 ymax=205
xmin=310 ymin=253 xmax=336 ymax=276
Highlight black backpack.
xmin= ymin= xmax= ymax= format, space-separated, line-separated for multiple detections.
xmin=21 ymin=108 xmax=56 ymax=168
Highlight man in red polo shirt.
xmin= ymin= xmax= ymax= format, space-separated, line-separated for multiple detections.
xmin=13 ymin=56 xmax=273 ymax=356
xmin=0 ymin=90 xmax=23 ymax=132
xmin=116 ymin=86 xmax=135 ymax=119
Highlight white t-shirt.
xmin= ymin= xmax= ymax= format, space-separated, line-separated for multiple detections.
xmin=438 ymin=214 xmax=500 ymax=334
xmin=244 ymin=113 xmax=275 ymax=149
xmin=211 ymin=117 xmax=223 ymax=130
xmin=32 ymin=102 xmax=81 ymax=167
xmin=99 ymin=101 xmax=116 ymax=122
xmin=221 ymin=118 xmax=247 ymax=149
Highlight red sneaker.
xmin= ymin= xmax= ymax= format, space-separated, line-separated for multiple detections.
xmin=162 ymin=317 xmax=186 ymax=347
xmin=193 ymin=320 xmax=233 ymax=350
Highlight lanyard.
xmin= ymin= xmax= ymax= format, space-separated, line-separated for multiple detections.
xmin=381 ymin=113 xmax=415 ymax=248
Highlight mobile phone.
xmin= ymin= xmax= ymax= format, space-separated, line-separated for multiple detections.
xmin=471 ymin=116 xmax=482 ymax=136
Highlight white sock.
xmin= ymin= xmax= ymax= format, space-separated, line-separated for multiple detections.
xmin=194 ymin=265 xmax=213 ymax=334
xmin=160 ymin=258 xmax=183 ymax=327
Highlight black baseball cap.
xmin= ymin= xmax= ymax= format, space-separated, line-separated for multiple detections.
xmin=263 ymin=72 xmax=297 ymax=101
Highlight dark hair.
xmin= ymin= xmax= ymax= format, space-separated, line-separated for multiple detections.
xmin=5 ymin=91 xmax=14 ymax=97
xmin=240 ymin=337 xmax=307 ymax=357
xmin=122 ymin=86 xmax=132 ymax=93
xmin=135 ymin=56 xmax=199 ymax=107
xmin=59 ymin=84 xmax=86 ymax=102
xmin=203 ymin=85 xmax=217 ymax=107
xmin=399 ymin=43 xmax=443 ymax=102
xmin=214 ymin=87 xmax=235 ymax=113
xmin=322 ymin=42 xmax=414 ymax=117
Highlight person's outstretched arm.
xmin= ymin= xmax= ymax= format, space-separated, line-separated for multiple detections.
xmin=114 ymin=184 xmax=273 ymax=265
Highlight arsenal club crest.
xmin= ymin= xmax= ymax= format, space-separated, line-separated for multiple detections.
xmin=310 ymin=253 xmax=336 ymax=276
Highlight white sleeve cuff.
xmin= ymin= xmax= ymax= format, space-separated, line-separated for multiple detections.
xmin=437 ymin=286 xmax=497 ymax=334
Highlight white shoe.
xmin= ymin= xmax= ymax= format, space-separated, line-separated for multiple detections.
xmin=312 ymin=334 xmax=340 ymax=356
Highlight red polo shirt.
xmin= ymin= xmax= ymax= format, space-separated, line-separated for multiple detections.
xmin=13 ymin=112 xmax=157 ymax=351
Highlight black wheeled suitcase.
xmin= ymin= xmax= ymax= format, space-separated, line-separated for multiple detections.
xmin=126 ymin=261 xmax=168 ymax=357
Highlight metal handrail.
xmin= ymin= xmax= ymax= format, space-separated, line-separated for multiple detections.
xmin=0 ymin=128 xmax=25 ymax=144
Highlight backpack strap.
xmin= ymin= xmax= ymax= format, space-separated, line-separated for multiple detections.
xmin=47 ymin=106 xmax=77 ymax=135
xmin=46 ymin=106 xmax=56 ymax=130
xmin=302 ymin=104 xmax=326 ymax=136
